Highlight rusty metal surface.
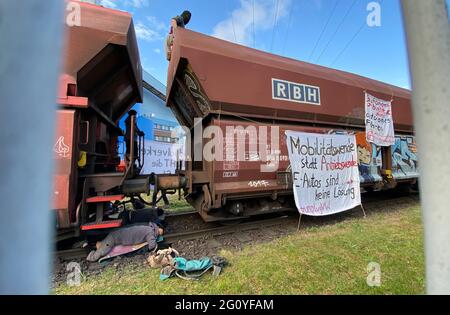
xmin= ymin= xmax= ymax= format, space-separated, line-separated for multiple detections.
xmin=60 ymin=0 xmax=142 ymax=121
xmin=166 ymin=28 xmax=417 ymax=218
xmin=167 ymin=28 xmax=413 ymax=132
xmin=53 ymin=1 xmax=143 ymax=231
xmin=53 ymin=110 xmax=79 ymax=228
xmin=212 ymin=118 xmax=327 ymax=184
xmin=182 ymin=117 xmax=419 ymax=215
xmin=156 ymin=174 xmax=186 ymax=190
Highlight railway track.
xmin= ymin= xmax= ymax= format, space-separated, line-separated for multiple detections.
xmin=56 ymin=192 xmax=419 ymax=261
xmin=56 ymin=213 xmax=294 ymax=261
xmin=56 ymin=247 xmax=90 ymax=261
xmin=165 ymin=209 xmax=197 ymax=217
xmin=164 ymin=213 xmax=293 ymax=243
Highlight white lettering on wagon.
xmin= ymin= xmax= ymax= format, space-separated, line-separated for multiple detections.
xmin=54 ymin=136 xmax=70 ymax=158
xmin=223 ymin=171 xmax=238 ymax=178
xmin=248 ymin=180 xmax=269 ymax=188
xmin=272 ymin=78 xmax=321 ymax=105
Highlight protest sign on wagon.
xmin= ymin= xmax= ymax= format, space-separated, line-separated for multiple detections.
xmin=365 ymin=92 xmax=395 ymax=146
xmin=285 ymin=131 xmax=361 ymax=216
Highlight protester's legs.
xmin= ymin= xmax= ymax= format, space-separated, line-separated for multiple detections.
xmin=86 ymin=234 xmax=115 ymax=262
xmin=162 ymin=190 xmax=170 ymax=208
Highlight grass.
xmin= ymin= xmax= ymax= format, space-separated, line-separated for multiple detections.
xmin=140 ymin=191 xmax=192 ymax=212
xmin=55 ymin=201 xmax=424 ymax=295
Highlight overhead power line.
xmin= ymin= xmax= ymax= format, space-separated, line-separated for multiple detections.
xmin=308 ymin=0 xmax=340 ymax=62
xmin=330 ymin=0 xmax=385 ymax=67
xmin=282 ymin=0 xmax=295 ymax=55
xmin=330 ymin=22 xmax=366 ymax=67
xmin=231 ymin=13 xmax=237 ymax=43
xmin=253 ymin=0 xmax=256 ymax=48
xmin=315 ymin=0 xmax=358 ymax=64
xmin=270 ymin=0 xmax=280 ymax=52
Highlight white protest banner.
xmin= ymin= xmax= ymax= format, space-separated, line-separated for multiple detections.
xmin=365 ymin=92 xmax=395 ymax=146
xmin=141 ymin=140 xmax=184 ymax=175
xmin=285 ymin=131 xmax=361 ymax=216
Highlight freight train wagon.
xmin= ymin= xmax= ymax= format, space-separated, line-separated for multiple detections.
xmin=54 ymin=1 xmax=148 ymax=239
xmin=161 ymin=27 xmax=418 ymax=222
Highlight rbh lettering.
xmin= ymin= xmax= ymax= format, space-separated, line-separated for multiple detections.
xmin=272 ymin=78 xmax=321 ymax=105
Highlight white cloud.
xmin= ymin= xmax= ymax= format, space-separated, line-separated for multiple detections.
xmin=147 ymin=16 xmax=167 ymax=31
xmin=134 ymin=16 xmax=167 ymax=42
xmin=98 ymin=0 xmax=149 ymax=9
xmin=124 ymin=0 xmax=149 ymax=8
xmin=99 ymin=0 xmax=117 ymax=8
xmin=153 ymin=48 xmax=161 ymax=54
xmin=135 ymin=22 xmax=163 ymax=41
xmin=212 ymin=0 xmax=291 ymax=46
xmin=97 ymin=1 xmax=165 ymax=43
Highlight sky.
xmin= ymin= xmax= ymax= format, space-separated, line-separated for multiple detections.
xmin=98 ymin=0 xmax=450 ymax=90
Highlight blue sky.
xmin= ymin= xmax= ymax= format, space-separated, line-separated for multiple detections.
xmin=99 ymin=0 xmax=450 ymax=90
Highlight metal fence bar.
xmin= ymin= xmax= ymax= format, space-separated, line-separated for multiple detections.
xmin=401 ymin=0 xmax=450 ymax=294
xmin=0 ymin=0 xmax=64 ymax=294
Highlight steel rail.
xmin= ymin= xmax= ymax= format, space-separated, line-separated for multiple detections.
xmin=164 ymin=214 xmax=293 ymax=244
xmin=56 ymin=193 xmax=419 ymax=261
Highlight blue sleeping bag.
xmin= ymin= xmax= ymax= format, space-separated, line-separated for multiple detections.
xmin=159 ymin=257 xmax=213 ymax=281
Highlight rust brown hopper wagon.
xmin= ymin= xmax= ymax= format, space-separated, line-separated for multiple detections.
xmin=54 ymin=1 xmax=146 ymax=238
xmin=166 ymin=28 xmax=418 ymax=222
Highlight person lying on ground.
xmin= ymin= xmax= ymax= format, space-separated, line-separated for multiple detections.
xmin=86 ymin=222 xmax=164 ymax=262
xmin=117 ymin=207 xmax=166 ymax=226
